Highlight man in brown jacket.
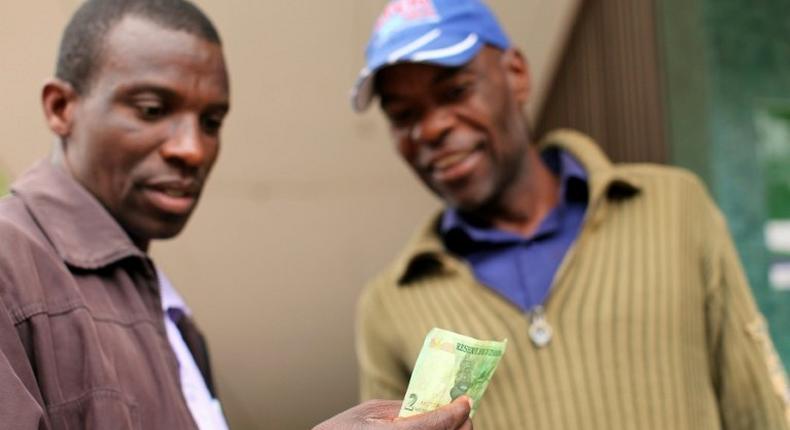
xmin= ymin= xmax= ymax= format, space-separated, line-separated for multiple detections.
xmin=0 ymin=0 xmax=473 ymax=429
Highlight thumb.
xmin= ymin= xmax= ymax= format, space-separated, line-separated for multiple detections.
xmin=396 ymin=396 xmax=472 ymax=430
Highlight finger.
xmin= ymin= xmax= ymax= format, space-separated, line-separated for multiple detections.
xmin=312 ymin=400 xmax=404 ymax=430
xmin=459 ymin=417 xmax=473 ymax=430
xmin=396 ymin=396 xmax=472 ymax=430
xmin=357 ymin=400 xmax=403 ymax=421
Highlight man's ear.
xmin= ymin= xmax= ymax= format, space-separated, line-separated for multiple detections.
xmin=502 ymin=48 xmax=530 ymax=105
xmin=42 ymin=79 xmax=78 ymax=138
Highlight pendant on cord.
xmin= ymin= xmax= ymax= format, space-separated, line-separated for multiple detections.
xmin=528 ymin=306 xmax=552 ymax=348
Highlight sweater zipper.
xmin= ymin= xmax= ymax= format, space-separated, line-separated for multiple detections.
xmin=526 ymin=196 xmax=605 ymax=348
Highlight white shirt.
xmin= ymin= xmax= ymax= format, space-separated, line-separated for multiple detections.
xmin=158 ymin=270 xmax=230 ymax=430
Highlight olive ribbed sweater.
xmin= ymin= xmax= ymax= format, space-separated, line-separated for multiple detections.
xmin=357 ymin=130 xmax=790 ymax=429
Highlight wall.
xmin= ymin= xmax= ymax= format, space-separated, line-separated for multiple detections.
xmin=536 ymin=0 xmax=667 ymax=163
xmin=660 ymin=0 xmax=790 ymax=362
xmin=0 ymin=1 xmax=579 ymax=428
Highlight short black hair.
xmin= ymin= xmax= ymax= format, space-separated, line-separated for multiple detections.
xmin=56 ymin=0 xmax=222 ymax=94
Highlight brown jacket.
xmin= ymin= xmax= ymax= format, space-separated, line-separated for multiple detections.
xmin=0 ymin=160 xmax=203 ymax=429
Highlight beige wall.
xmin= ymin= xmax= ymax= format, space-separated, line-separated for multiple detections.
xmin=0 ymin=1 xmax=578 ymax=428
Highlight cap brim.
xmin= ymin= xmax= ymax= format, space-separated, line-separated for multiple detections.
xmin=350 ymin=32 xmax=483 ymax=112
xmin=351 ymin=68 xmax=375 ymax=112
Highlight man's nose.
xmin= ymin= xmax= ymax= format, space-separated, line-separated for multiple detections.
xmin=411 ymin=106 xmax=455 ymax=147
xmin=160 ymin=116 xmax=207 ymax=169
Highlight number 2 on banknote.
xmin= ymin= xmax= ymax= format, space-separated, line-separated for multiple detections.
xmin=404 ymin=393 xmax=418 ymax=411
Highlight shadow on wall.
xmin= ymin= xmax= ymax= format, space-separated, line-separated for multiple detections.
xmin=0 ymin=163 xmax=7 ymax=196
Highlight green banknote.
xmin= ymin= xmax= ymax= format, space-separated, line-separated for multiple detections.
xmin=398 ymin=328 xmax=507 ymax=418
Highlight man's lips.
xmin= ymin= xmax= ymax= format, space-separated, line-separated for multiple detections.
xmin=426 ymin=145 xmax=483 ymax=183
xmin=139 ymin=179 xmax=201 ymax=215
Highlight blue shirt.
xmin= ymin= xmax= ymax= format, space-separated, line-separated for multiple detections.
xmin=440 ymin=149 xmax=589 ymax=312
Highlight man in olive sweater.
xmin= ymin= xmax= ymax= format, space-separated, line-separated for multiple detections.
xmin=350 ymin=0 xmax=790 ymax=428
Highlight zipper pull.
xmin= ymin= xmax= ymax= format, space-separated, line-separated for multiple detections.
xmin=528 ymin=306 xmax=553 ymax=348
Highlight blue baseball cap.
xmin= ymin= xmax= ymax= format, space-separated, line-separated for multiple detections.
xmin=351 ymin=0 xmax=510 ymax=112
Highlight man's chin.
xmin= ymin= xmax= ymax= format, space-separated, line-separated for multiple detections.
xmin=432 ymin=178 xmax=495 ymax=213
xmin=440 ymin=192 xmax=491 ymax=215
xmin=151 ymin=220 xmax=190 ymax=240
xmin=125 ymin=217 xmax=191 ymax=249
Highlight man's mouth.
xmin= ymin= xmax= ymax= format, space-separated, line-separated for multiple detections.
xmin=159 ymin=188 xmax=190 ymax=198
xmin=428 ymin=146 xmax=483 ymax=183
xmin=140 ymin=180 xmax=200 ymax=216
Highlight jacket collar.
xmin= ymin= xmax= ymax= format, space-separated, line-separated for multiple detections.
xmin=11 ymin=160 xmax=145 ymax=270
xmin=393 ymin=129 xmax=642 ymax=285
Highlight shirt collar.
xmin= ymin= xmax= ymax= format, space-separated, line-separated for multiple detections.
xmin=11 ymin=160 xmax=145 ymax=270
xmin=157 ymin=269 xmax=191 ymax=314
xmin=394 ymin=129 xmax=642 ymax=285
xmin=553 ymin=148 xmax=588 ymax=185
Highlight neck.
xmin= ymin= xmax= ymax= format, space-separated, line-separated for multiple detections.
xmin=130 ymin=235 xmax=150 ymax=253
xmin=474 ymin=145 xmax=560 ymax=237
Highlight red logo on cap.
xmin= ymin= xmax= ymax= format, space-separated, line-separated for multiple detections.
xmin=375 ymin=0 xmax=439 ymax=31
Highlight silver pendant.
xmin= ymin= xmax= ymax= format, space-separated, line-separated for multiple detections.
xmin=528 ymin=307 xmax=553 ymax=348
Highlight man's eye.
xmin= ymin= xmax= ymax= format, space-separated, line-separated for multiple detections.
xmin=388 ymin=109 xmax=417 ymax=127
xmin=201 ymin=114 xmax=224 ymax=135
xmin=135 ymin=102 xmax=167 ymax=120
xmin=442 ymin=84 xmax=470 ymax=103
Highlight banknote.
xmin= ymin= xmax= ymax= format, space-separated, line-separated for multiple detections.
xmin=398 ymin=328 xmax=507 ymax=418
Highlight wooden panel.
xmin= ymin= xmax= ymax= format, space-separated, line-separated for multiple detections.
xmin=536 ymin=0 xmax=667 ymax=163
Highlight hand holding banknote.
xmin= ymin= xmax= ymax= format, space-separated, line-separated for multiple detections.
xmin=399 ymin=328 xmax=506 ymax=418
xmin=312 ymin=396 xmax=473 ymax=430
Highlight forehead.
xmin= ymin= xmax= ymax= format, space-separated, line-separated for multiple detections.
xmin=92 ymin=15 xmax=229 ymax=98
xmin=374 ymin=49 xmax=498 ymax=100
xmin=375 ymin=62 xmax=466 ymax=102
